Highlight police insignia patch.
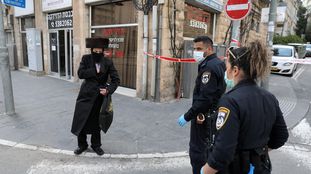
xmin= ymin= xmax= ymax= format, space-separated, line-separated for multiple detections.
xmin=216 ymin=107 xmax=230 ymax=130
xmin=201 ymin=71 xmax=211 ymax=84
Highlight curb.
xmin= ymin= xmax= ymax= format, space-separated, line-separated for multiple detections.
xmin=0 ymin=139 xmax=189 ymax=159
xmin=287 ymin=101 xmax=311 ymax=130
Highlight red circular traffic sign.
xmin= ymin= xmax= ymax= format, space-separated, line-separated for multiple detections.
xmin=225 ymin=0 xmax=252 ymax=20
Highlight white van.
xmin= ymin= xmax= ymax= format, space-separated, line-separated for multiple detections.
xmin=271 ymin=45 xmax=298 ymax=76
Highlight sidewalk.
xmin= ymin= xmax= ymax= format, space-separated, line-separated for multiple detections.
xmin=0 ymin=70 xmax=308 ymax=156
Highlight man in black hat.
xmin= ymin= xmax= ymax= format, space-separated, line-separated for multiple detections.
xmin=71 ymin=38 xmax=120 ymax=156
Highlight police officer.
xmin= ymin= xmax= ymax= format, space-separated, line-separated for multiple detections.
xmin=71 ymin=38 xmax=120 ymax=156
xmin=177 ymin=36 xmax=226 ymax=174
xmin=201 ymin=41 xmax=289 ymax=174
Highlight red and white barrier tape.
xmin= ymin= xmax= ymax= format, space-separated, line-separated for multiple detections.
xmin=144 ymin=52 xmax=311 ymax=65
xmin=144 ymin=52 xmax=197 ymax=63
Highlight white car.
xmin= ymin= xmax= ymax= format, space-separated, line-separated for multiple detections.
xmin=271 ymin=45 xmax=298 ymax=76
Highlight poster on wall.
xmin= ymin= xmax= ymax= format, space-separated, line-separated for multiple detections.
xmin=101 ymin=28 xmax=126 ymax=59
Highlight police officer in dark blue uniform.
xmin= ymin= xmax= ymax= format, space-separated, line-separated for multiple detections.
xmin=201 ymin=41 xmax=289 ymax=174
xmin=178 ymin=36 xmax=226 ymax=174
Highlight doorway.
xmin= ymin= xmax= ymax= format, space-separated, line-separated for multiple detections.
xmin=49 ymin=29 xmax=73 ymax=80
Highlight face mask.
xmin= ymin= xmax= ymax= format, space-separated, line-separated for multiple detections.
xmin=224 ymin=71 xmax=234 ymax=89
xmin=92 ymin=52 xmax=103 ymax=63
xmin=193 ymin=51 xmax=205 ymax=63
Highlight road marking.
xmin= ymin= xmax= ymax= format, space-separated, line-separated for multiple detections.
xmin=292 ymin=66 xmax=305 ymax=80
xmin=0 ymin=138 xmax=188 ymax=159
xmin=27 ymin=157 xmax=191 ymax=174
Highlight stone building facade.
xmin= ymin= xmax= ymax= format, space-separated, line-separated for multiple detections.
xmin=10 ymin=0 xmax=269 ymax=102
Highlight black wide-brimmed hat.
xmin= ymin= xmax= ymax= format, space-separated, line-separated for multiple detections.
xmin=85 ymin=37 xmax=109 ymax=48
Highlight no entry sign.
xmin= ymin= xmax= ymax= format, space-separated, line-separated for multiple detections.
xmin=225 ymin=0 xmax=251 ymax=20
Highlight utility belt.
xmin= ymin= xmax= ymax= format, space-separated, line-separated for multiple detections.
xmin=228 ymin=146 xmax=271 ymax=174
xmin=196 ymin=110 xmax=217 ymax=149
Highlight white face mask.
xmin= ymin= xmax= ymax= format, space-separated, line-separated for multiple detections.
xmin=193 ymin=51 xmax=205 ymax=63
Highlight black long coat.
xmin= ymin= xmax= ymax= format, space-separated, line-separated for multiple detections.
xmin=71 ymin=54 xmax=120 ymax=136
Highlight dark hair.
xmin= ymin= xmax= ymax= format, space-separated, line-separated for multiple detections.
xmin=228 ymin=40 xmax=270 ymax=80
xmin=193 ymin=36 xmax=213 ymax=48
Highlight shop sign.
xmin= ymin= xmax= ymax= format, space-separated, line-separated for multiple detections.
xmin=14 ymin=0 xmax=34 ymax=17
xmin=47 ymin=10 xmax=73 ymax=29
xmin=194 ymin=0 xmax=223 ymax=12
xmin=4 ymin=0 xmax=25 ymax=8
xmin=184 ymin=4 xmax=211 ymax=38
xmin=42 ymin=0 xmax=72 ymax=12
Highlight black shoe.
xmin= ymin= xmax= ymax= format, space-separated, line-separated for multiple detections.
xmin=74 ymin=146 xmax=88 ymax=155
xmin=92 ymin=147 xmax=104 ymax=156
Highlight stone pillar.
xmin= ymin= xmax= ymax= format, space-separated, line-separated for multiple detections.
xmin=72 ymin=1 xmax=89 ymax=82
xmin=13 ymin=15 xmax=23 ymax=69
xmin=34 ymin=0 xmax=48 ymax=74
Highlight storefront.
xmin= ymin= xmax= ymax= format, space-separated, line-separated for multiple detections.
xmin=89 ymin=0 xmax=138 ymax=89
xmin=42 ymin=0 xmax=73 ymax=80
xmin=47 ymin=10 xmax=73 ymax=80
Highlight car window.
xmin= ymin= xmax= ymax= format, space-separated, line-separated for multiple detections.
xmin=273 ymin=48 xmax=292 ymax=57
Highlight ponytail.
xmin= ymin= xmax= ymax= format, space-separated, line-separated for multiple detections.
xmin=228 ymin=40 xmax=270 ymax=80
xmin=248 ymin=41 xmax=270 ymax=80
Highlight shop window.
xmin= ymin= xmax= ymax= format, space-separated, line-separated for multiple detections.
xmin=92 ymin=27 xmax=137 ymax=89
xmin=91 ymin=1 xmax=137 ymax=26
xmin=21 ymin=17 xmax=35 ymax=31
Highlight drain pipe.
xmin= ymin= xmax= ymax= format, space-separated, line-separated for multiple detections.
xmin=142 ymin=13 xmax=148 ymax=100
xmin=151 ymin=5 xmax=158 ymax=100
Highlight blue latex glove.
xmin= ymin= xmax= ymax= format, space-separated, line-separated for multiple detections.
xmin=178 ymin=115 xmax=187 ymax=127
xmin=248 ymin=163 xmax=255 ymax=174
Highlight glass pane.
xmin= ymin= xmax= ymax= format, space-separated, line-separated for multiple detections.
xmin=273 ymin=48 xmax=292 ymax=57
xmin=59 ymin=30 xmax=66 ymax=76
xmin=21 ymin=33 xmax=28 ymax=67
xmin=92 ymin=27 xmax=137 ymax=89
xmin=21 ymin=17 xmax=35 ymax=31
xmin=50 ymin=33 xmax=58 ymax=73
xmin=183 ymin=4 xmax=213 ymax=38
xmin=91 ymin=1 xmax=137 ymax=26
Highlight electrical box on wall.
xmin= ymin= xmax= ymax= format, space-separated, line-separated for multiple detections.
xmin=26 ymin=28 xmax=44 ymax=75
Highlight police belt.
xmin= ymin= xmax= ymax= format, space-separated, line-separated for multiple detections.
xmin=229 ymin=146 xmax=271 ymax=174
xmin=197 ymin=110 xmax=217 ymax=149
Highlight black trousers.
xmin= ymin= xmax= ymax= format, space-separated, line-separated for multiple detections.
xmin=190 ymin=150 xmax=207 ymax=174
xmin=77 ymin=131 xmax=101 ymax=148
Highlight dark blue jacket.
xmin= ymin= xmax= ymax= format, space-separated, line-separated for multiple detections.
xmin=207 ymin=79 xmax=289 ymax=172
xmin=185 ymin=53 xmax=226 ymax=153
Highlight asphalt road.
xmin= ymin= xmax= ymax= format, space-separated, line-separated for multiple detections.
xmin=1 ymin=65 xmax=311 ymax=174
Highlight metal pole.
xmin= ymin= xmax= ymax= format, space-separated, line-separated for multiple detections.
xmin=262 ymin=0 xmax=278 ymax=90
xmin=155 ymin=5 xmax=162 ymax=102
xmin=0 ymin=2 xmax=15 ymax=115
xmin=230 ymin=20 xmax=241 ymax=47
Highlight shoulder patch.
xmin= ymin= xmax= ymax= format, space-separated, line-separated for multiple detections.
xmin=216 ymin=107 xmax=230 ymax=130
xmin=201 ymin=71 xmax=211 ymax=84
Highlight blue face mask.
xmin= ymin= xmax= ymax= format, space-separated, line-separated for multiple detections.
xmin=193 ymin=51 xmax=205 ymax=63
xmin=224 ymin=71 xmax=234 ymax=89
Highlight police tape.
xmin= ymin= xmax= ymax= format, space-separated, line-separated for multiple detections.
xmin=144 ymin=52 xmax=197 ymax=63
xmin=144 ymin=52 xmax=311 ymax=65
xmin=285 ymin=58 xmax=311 ymax=65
